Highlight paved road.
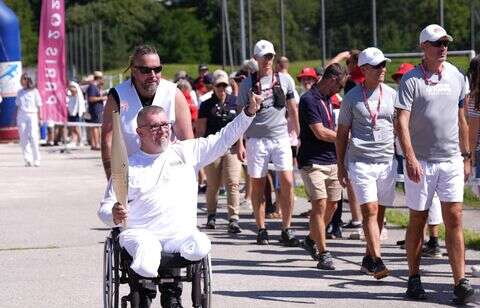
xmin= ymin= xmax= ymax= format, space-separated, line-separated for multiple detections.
xmin=0 ymin=143 xmax=479 ymax=307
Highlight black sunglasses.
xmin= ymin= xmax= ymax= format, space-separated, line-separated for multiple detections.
xmin=429 ymin=40 xmax=450 ymax=48
xmin=135 ymin=65 xmax=163 ymax=75
xmin=370 ymin=61 xmax=387 ymax=70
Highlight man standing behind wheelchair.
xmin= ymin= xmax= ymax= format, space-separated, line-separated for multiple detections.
xmin=98 ymin=94 xmax=261 ymax=307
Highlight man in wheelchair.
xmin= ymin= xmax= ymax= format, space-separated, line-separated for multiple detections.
xmin=98 ymin=95 xmax=260 ymax=307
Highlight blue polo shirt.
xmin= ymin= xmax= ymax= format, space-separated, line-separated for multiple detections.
xmin=297 ymin=87 xmax=337 ymax=168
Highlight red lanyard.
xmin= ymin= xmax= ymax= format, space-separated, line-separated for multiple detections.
xmin=419 ymin=63 xmax=443 ymax=85
xmin=361 ymin=84 xmax=382 ymax=128
xmin=319 ymin=95 xmax=333 ymax=129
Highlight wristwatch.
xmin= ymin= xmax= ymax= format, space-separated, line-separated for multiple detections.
xmin=461 ymin=152 xmax=472 ymax=160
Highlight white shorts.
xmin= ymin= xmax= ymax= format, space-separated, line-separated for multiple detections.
xmin=246 ymin=137 xmax=293 ymax=178
xmin=405 ymin=158 xmax=464 ymax=211
xmin=348 ymin=160 xmax=397 ymax=207
xmin=428 ymin=194 xmax=443 ymax=225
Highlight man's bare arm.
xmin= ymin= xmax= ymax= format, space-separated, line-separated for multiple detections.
xmin=310 ymin=122 xmax=336 ymax=143
xmin=101 ymin=95 xmax=118 ymax=180
xmin=395 ymin=108 xmax=423 ymax=183
xmin=335 ymin=124 xmax=350 ymax=187
xmin=287 ymin=99 xmax=300 ymax=135
xmin=459 ymin=106 xmax=471 ymax=181
xmin=173 ymin=89 xmax=194 ymax=140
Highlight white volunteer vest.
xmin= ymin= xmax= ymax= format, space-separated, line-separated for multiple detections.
xmin=115 ymin=78 xmax=177 ymax=156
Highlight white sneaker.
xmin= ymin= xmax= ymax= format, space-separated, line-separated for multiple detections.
xmin=472 ymin=265 xmax=480 ymax=277
xmin=240 ymin=199 xmax=253 ymax=210
xmin=33 ymin=161 xmax=40 ymax=167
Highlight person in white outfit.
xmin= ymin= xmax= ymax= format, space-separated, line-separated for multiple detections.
xmin=67 ymin=81 xmax=86 ymax=146
xmin=101 ymin=45 xmax=194 ymax=180
xmin=98 ymin=95 xmax=260 ymax=307
xmin=16 ymin=73 xmax=42 ymax=167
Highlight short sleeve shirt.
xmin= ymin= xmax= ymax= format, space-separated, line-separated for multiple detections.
xmin=338 ymin=83 xmax=396 ymax=163
xmin=198 ymin=94 xmax=239 ymax=137
xmin=87 ymin=84 xmax=101 ymax=104
xmin=237 ymin=72 xmax=296 ymax=139
xmin=395 ymin=62 xmax=466 ymax=162
xmin=297 ymin=87 xmax=337 ymax=167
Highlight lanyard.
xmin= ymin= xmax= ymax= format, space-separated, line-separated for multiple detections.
xmin=419 ymin=62 xmax=443 ymax=85
xmin=361 ymin=83 xmax=383 ymax=128
xmin=319 ymin=95 xmax=334 ymax=129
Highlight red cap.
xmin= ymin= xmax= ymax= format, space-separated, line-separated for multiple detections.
xmin=297 ymin=67 xmax=318 ymax=82
xmin=391 ymin=63 xmax=415 ymax=81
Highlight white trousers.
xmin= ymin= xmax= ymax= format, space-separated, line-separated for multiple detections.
xmin=17 ymin=113 xmax=40 ymax=165
xmin=119 ymin=229 xmax=211 ymax=278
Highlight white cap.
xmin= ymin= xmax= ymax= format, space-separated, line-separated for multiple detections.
xmin=253 ymin=40 xmax=276 ymax=57
xmin=212 ymin=69 xmax=229 ymax=86
xmin=419 ymin=24 xmax=453 ymax=44
xmin=358 ymin=47 xmax=391 ymax=66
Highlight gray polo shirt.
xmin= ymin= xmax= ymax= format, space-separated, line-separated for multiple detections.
xmin=238 ymin=72 xmax=296 ymax=139
xmin=395 ymin=62 xmax=466 ymax=162
xmin=338 ymin=83 xmax=396 ymax=163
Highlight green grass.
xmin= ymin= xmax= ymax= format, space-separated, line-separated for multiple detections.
xmin=385 ymin=209 xmax=480 ymax=251
xmin=104 ymin=54 xmax=470 ymax=85
xmin=464 ymin=187 xmax=480 ymax=208
xmin=294 ymin=185 xmax=308 ymax=199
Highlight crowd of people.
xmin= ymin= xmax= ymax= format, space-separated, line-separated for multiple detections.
xmin=11 ymin=21 xmax=479 ymax=307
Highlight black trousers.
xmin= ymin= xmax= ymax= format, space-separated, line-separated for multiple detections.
xmin=127 ymin=265 xmax=183 ymax=308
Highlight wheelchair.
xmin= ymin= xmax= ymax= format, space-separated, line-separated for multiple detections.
xmin=103 ymin=228 xmax=212 ymax=308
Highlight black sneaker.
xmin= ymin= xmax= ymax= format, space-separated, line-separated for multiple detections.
xmin=453 ymin=278 xmax=475 ymax=304
xmin=360 ymin=255 xmax=375 ymax=275
xmin=302 ymin=235 xmax=320 ymax=261
xmin=422 ymin=243 xmax=441 ymax=258
xmin=317 ymin=251 xmax=335 ymax=270
xmin=257 ymin=228 xmax=269 ymax=245
xmin=227 ymin=219 xmax=242 ymax=234
xmin=280 ymin=228 xmax=300 ymax=247
xmin=343 ymin=220 xmax=362 ymax=229
xmin=206 ymin=214 xmax=216 ymax=229
xmin=373 ymin=257 xmax=389 ymax=280
xmin=406 ymin=274 xmax=427 ymax=300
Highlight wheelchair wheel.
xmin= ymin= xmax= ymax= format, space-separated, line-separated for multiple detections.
xmin=103 ymin=237 xmax=121 ymax=308
xmin=103 ymin=237 xmax=113 ymax=308
xmin=201 ymin=254 xmax=212 ymax=308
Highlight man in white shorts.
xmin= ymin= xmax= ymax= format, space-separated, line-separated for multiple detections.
xmin=236 ymin=39 xmax=300 ymax=246
xmin=337 ymin=47 xmax=396 ymax=280
xmin=396 ymin=24 xmax=475 ymax=303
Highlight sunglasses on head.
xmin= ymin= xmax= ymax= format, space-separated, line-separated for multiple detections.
xmin=429 ymin=40 xmax=449 ymax=48
xmin=369 ymin=61 xmax=387 ymax=70
xmin=135 ymin=65 xmax=163 ymax=75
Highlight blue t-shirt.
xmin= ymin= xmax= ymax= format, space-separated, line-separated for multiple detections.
xmin=297 ymin=87 xmax=337 ymax=167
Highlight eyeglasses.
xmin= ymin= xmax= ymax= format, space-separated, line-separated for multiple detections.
xmin=369 ymin=61 xmax=387 ymax=70
xmin=140 ymin=121 xmax=171 ymax=132
xmin=428 ymin=40 xmax=450 ymax=48
xmin=135 ymin=65 xmax=163 ymax=75
xmin=214 ymin=83 xmax=228 ymax=88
